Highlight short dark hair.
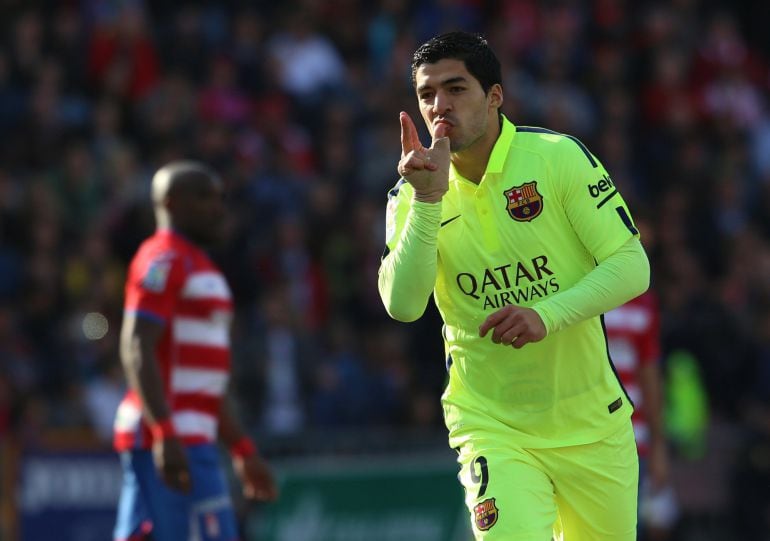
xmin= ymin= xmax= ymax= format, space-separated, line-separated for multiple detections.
xmin=411 ymin=31 xmax=502 ymax=94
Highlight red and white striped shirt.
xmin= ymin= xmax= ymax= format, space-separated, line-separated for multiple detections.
xmin=605 ymin=291 xmax=660 ymax=457
xmin=114 ymin=230 xmax=232 ymax=451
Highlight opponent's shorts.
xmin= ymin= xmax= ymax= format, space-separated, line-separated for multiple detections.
xmin=456 ymin=421 xmax=638 ymax=541
xmin=114 ymin=443 xmax=239 ymax=541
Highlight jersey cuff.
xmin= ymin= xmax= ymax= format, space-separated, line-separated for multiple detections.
xmin=411 ymin=199 xmax=443 ymax=216
xmin=407 ymin=200 xmax=443 ymax=242
xmin=532 ymin=305 xmax=554 ymax=336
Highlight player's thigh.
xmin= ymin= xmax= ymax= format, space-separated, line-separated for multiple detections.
xmin=549 ymin=422 xmax=639 ymax=541
xmin=130 ymin=446 xmax=238 ymax=541
xmin=457 ymin=443 xmax=556 ymax=541
xmin=186 ymin=445 xmax=238 ymax=541
xmin=125 ymin=449 xmax=192 ymax=540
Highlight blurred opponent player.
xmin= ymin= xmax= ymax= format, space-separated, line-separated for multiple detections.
xmin=606 ymin=291 xmax=678 ymax=540
xmin=113 ymin=161 xmax=277 ymax=541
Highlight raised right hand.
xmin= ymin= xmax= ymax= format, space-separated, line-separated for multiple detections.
xmin=397 ymin=111 xmax=450 ymax=203
xmin=152 ymin=437 xmax=192 ymax=493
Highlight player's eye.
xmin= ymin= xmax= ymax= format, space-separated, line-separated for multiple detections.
xmin=419 ymin=92 xmax=435 ymax=101
xmin=450 ymin=86 xmax=465 ymax=93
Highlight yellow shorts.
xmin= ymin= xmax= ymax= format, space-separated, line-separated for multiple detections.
xmin=457 ymin=421 xmax=638 ymax=541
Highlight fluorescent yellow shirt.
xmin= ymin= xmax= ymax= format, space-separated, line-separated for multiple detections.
xmin=379 ymin=116 xmax=649 ymax=448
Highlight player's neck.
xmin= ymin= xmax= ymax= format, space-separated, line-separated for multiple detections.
xmin=451 ymin=120 xmax=500 ymax=184
xmin=156 ymin=218 xmax=203 ymax=248
xmin=155 ymin=210 xmax=172 ymax=231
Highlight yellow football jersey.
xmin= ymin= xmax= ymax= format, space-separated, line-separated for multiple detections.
xmin=382 ymin=116 xmax=640 ymax=448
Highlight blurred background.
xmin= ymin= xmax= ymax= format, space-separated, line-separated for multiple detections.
xmin=0 ymin=0 xmax=769 ymax=540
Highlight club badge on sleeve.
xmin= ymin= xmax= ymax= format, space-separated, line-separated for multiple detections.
xmin=142 ymin=259 xmax=171 ymax=292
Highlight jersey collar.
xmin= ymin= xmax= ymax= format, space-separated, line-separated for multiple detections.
xmin=485 ymin=114 xmax=516 ymax=175
xmin=158 ymin=227 xmax=197 ymax=249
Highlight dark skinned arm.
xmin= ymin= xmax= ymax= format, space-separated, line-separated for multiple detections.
xmin=120 ymin=313 xmax=191 ymax=492
xmin=218 ymin=396 xmax=278 ymax=501
xmin=638 ymin=361 xmax=669 ymax=491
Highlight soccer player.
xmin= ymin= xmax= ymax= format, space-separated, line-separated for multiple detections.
xmin=378 ymin=32 xmax=650 ymax=540
xmin=606 ymin=290 xmax=678 ymax=539
xmin=113 ymin=161 xmax=278 ymax=541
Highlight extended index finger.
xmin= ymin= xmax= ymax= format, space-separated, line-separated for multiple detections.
xmin=479 ymin=307 xmax=511 ymax=337
xmin=399 ymin=111 xmax=420 ymax=155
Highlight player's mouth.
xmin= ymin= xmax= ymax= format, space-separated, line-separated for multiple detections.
xmin=434 ymin=119 xmax=454 ymax=135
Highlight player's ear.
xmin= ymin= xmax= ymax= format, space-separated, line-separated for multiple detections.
xmin=163 ymin=193 xmax=181 ymax=217
xmin=488 ymin=84 xmax=503 ymax=110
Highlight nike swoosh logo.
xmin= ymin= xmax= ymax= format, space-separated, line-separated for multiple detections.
xmin=440 ymin=215 xmax=461 ymax=227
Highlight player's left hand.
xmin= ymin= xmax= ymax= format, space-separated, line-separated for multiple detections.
xmin=479 ymin=305 xmax=546 ymax=348
xmin=233 ymin=454 xmax=279 ymax=502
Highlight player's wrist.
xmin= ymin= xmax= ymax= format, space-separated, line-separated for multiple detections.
xmin=149 ymin=418 xmax=176 ymax=441
xmin=413 ymin=189 xmax=446 ymax=203
xmin=530 ymin=305 xmax=553 ymax=336
xmin=230 ymin=436 xmax=258 ymax=459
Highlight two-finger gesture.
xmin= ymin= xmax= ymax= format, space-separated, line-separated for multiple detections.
xmin=479 ymin=305 xmax=547 ymax=349
xmin=398 ymin=111 xmax=450 ymax=203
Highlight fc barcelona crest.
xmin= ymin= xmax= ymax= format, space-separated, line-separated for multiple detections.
xmin=504 ymin=181 xmax=543 ymax=222
xmin=474 ymin=498 xmax=499 ymax=531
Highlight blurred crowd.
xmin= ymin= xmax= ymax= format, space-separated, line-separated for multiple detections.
xmin=0 ymin=0 xmax=770 ymax=536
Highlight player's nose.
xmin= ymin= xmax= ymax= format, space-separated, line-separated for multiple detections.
xmin=432 ymin=91 xmax=452 ymax=115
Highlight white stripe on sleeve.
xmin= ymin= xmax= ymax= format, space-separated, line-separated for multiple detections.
xmin=113 ymin=401 xmax=141 ymax=432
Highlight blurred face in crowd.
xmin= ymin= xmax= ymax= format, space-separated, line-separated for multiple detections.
xmin=414 ymin=58 xmax=502 ymax=154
